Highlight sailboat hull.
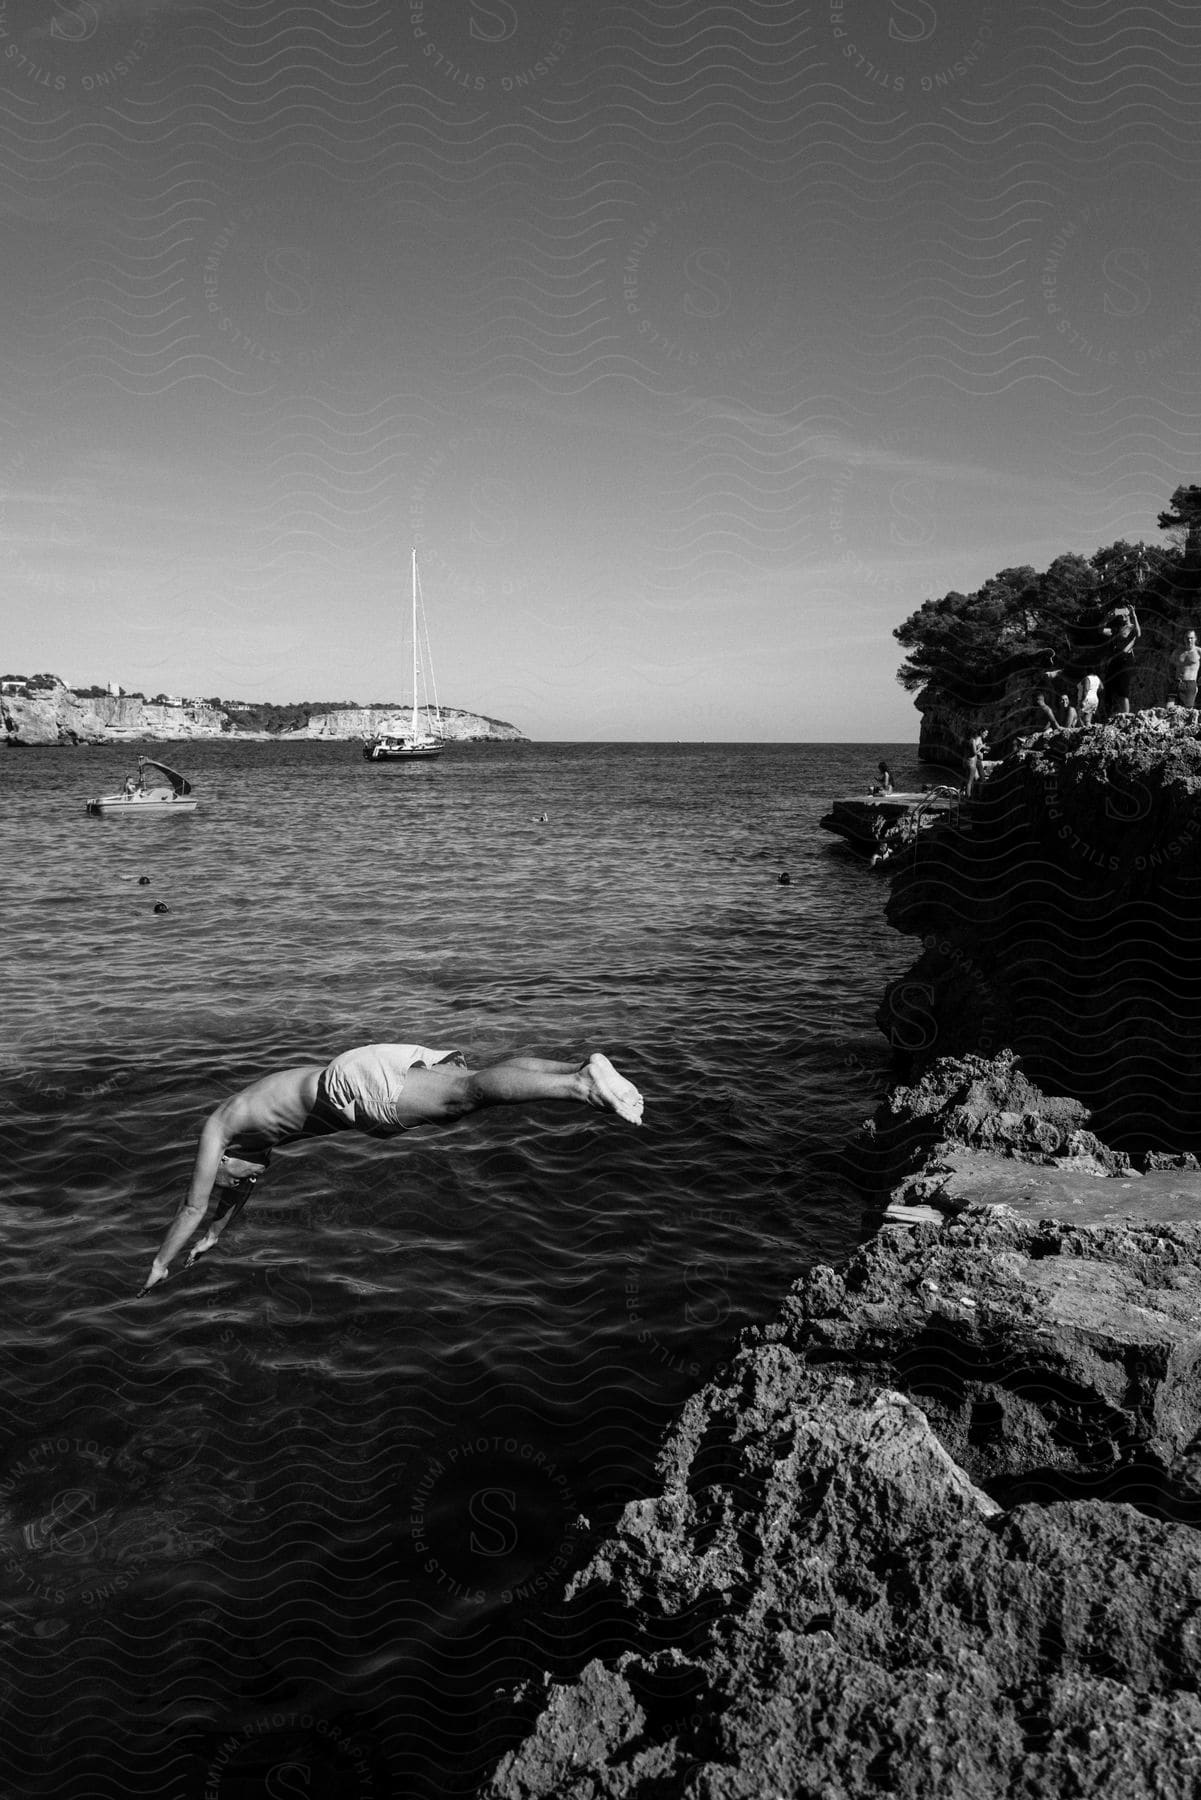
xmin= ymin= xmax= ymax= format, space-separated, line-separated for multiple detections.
xmin=363 ymin=741 xmax=444 ymax=761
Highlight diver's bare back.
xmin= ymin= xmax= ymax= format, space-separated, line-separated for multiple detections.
xmin=216 ymin=1064 xmax=327 ymax=1154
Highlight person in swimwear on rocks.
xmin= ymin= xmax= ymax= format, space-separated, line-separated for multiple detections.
xmin=1176 ymin=629 xmax=1199 ymax=709
xmin=139 ymin=1043 xmax=643 ymax=1295
xmin=1100 ymin=604 xmax=1140 ymax=715
xmin=962 ymin=729 xmax=988 ymax=799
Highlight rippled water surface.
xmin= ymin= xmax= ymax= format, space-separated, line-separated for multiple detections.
xmin=1 ymin=739 xmax=918 ymax=1796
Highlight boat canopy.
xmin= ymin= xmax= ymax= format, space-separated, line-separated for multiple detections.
xmin=139 ymin=758 xmax=192 ymax=796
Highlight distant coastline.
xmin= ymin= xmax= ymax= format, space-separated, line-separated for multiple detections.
xmin=0 ymin=676 xmax=525 ymax=747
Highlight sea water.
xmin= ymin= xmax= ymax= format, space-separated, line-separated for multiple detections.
xmin=0 ymin=739 xmax=919 ymax=1797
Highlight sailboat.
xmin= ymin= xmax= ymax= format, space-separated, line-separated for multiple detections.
xmin=364 ymin=548 xmax=445 ymax=762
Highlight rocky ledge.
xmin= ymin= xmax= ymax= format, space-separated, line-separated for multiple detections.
xmin=480 ymin=716 xmax=1201 ymax=1800
xmin=487 ymin=1218 xmax=1201 ymax=1797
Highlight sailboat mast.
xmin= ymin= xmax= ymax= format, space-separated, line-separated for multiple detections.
xmin=411 ymin=546 xmax=419 ymax=738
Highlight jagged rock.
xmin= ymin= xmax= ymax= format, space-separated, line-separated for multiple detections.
xmin=770 ymin=1210 xmax=1201 ymax=1509
xmin=862 ymin=1051 xmax=1132 ymax=1185
xmin=877 ymin=1049 xmax=1089 ymax=1143
xmin=484 ymin=1214 xmax=1201 ymax=1799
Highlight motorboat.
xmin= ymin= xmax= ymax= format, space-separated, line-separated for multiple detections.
xmin=86 ymin=758 xmax=199 ymax=815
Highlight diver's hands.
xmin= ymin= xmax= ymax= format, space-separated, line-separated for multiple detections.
xmin=136 ymin=1260 xmax=170 ymax=1298
xmin=184 ymin=1232 xmax=217 ymax=1269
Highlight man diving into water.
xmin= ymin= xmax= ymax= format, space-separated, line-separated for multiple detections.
xmin=139 ymin=1043 xmax=644 ymax=1295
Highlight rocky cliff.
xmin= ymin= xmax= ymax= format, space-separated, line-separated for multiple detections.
xmin=916 ymin=669 xmax=1041 ymax=767
xmin=1 ymin=687 xmax=227 ymax=746
xmin=880 ymin=707 xmax=1201 ymax=1150
xmin=474 ymin=719 xmax=1201 ymax=1800
xmin=1 ymin=683 xmax=524 ymax=746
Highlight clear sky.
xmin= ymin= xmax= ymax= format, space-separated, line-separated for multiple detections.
xmin=2 ymin=1 xmax=1201 ymax=740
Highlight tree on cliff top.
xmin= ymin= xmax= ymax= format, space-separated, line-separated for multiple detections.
xmin=894 ymin=564 xmax=1042 ymax=700
xmin=894 ymin=541 xmax=1169 ymax=702
xmin=1157 ymin=484 xmax=1201 ymax=557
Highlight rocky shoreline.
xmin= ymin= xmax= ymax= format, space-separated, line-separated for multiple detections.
xmin=0 ymin=682 xmax=525 ymax=746
xmin=477 ymin=713 xmax=1201 ymax=1799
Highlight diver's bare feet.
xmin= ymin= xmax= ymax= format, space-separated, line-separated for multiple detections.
xmin=583 ymin=1053 xmax=643 ymax=1124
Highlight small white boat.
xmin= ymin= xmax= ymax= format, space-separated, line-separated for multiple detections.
xmin=364 ymin=549 xmax=445 ymax=762
xmin=86 ymin=758 xmax=199 ymax=815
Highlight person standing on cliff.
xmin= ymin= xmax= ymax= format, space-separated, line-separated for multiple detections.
xmin=1078 ymin=671 xmax=1102 ymax=726
xmin=1175 ymin=629 xmax=1199 ymax=708
xmin=963 ymin=730 xmax=987 ymax=798
xmin=138 ymin=1042 xmax=644 ymax=1295
xmin=1100 ymin=605 xmax=1140 ymax=715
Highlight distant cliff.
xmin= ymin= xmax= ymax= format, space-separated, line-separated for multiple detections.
xmin=1 ymin=687 xmax=227 ymax=746
xmin=0 ymin=682 xmax=525 ymax=746
xmin=292 ymin=705 xmax=524 ymax=742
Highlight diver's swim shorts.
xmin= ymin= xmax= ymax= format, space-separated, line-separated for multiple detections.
xmin=315 ymin=1042 xmax=463 ymax=1136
